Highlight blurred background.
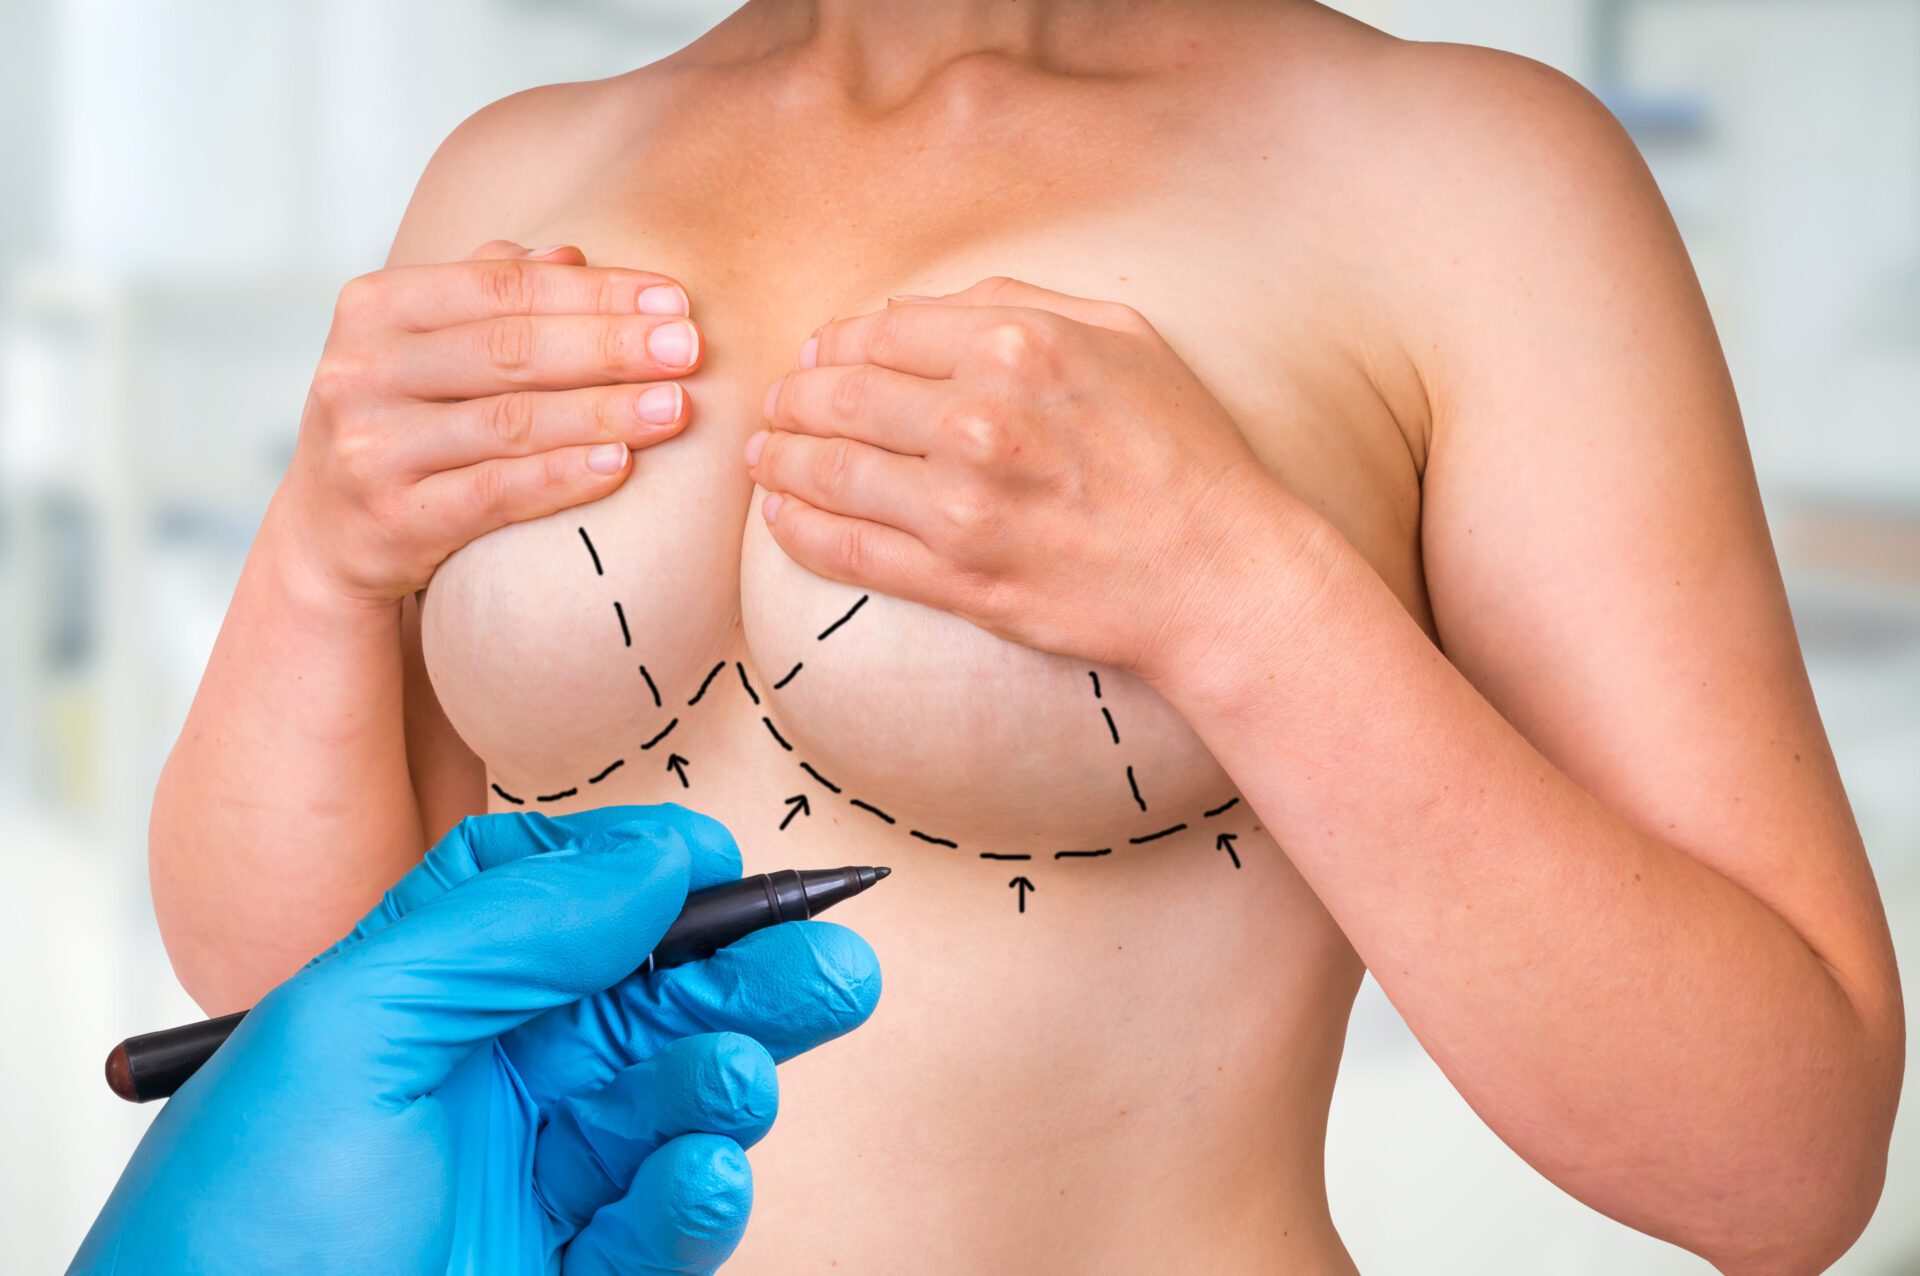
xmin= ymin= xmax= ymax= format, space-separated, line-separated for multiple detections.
xmin=1 ymin=0 xmax=1916 ymax=1270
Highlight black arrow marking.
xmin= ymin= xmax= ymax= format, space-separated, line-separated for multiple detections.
xmin=1010 ymin=875 xmax=1035 ymax=913
xmin=1216 ymin=831 xmax=1242 ymax=869
xmin=665 ymin=753 xmax=690 ymax=788
xmin=780 ymin=793 xmax=810 ymax=830
xmin=490 ymin=783 xmax=525 ymax=806
xmin=687 ymin=661 xmax=725 ymax=705
xmin=640 ymin=718 xmax=679 ymax=750
xmin=816 ymin=594 xmax=869 ymax=641
xmin=578 ymin=526 xmax=603 ymax=575
xmin=587 ymin=759 xmax=625 ymax=784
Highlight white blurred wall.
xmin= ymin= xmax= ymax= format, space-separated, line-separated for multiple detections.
xmin=1 ymin=2 xmax=1916 ymax=1272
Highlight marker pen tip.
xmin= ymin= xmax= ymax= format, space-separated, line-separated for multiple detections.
xmin=873 ymin=866 xmax=892 ymax=880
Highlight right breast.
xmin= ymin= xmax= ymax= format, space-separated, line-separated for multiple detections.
xmin=419 ymin=434 xmax=751 ymax=796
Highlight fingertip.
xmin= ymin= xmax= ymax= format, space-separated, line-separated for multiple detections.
xmin=762 ymin=492 xmax=785 ymax=525
xmin=651 ymin=1133 xmax=753 ymax=1232
xmin=801 ymin=920 xmax=884 ymax=1027
xmin=586 ymin=441 xmax=630 ymax=475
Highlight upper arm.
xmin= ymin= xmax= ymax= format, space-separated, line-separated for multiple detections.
xmin=1400 ymin=48 xmax=1898 ymax=1014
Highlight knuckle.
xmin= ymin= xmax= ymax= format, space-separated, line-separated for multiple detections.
xmin=1107 ymin=301 xmax=1153 ymax=334
xmin=309 ymin=352 xmax=365 ymax=410
xmin=977 ymin=318 xmax=1051 ymax=375
xmin=333 ymin=273 xmax=384 ymax=325
xmin=829 ymin=365 xmax=872 ymax=419
xmin=479 ymin=259 xmax=537 ymax=314
xmin=483 ymin=391 xmax=536 ymax=451
xmin=809 ymin=438 xmax=855 ymax=496
xmin=938 ymin=486 xmax=997 ymax=537
xmin=864 ymin=312 xmax=904 ymax=366
xmin=599 ymin=318 xmax=638 ymax=372
xmin=483 ymin=315 xmax=536 ymax=376
xmin=465 ymin=463 xmax=511 ymax=522
xmin=946 ymin=406 xmax=1006 ymax=466
xmin=835 ymin=521 xmax=876 ymax=574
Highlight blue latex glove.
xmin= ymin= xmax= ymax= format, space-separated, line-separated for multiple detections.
xmin=73 ymin=805 xmax=882 ymax=1274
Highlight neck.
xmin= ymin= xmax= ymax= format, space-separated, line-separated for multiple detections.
xmin=731 ymin=0 xmax=1160 ymax=105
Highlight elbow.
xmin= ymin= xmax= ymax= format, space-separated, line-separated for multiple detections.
xmin=1695 ymin=1021 xmax=1904 ymax=1275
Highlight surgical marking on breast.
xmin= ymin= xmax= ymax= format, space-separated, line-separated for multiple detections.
xmin=687 ymin=661 xmax=726 ymax=706
xmin=490 ymin=525 xmax=1256 ymax=912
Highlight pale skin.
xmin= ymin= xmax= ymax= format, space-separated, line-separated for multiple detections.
xmin=151 ymin=2 xmax=1902 ymax=1272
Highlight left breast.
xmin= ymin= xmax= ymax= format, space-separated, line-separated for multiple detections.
xmin=737 ymin=512 xmax=1234 ymax=855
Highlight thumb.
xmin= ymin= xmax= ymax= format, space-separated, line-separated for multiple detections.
xmin=279 ymin=820 xmax=694 ymax=1106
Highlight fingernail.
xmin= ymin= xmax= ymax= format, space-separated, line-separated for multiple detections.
xmin=763 ymin=492 xmax=784 ymax=524
xmin=530 ymin=245 xmax=568 ymax=257
xmin=888 ymin=293 xmax=937 ymax=303
xmin=638 ymin=284 xmax=688 ymax=316
xmin=647 ymin=321 xmax=698 ymax=368
xmin=799 ymin=337 xmax=818 ymax=370
xmin=587 ymin=441 xmax=629 ymax=474
xmin=636 ymin=383 xmax=683 ymax=425
xmin=744 ymin=430 xmax=768 ymax=465
xmin=762 ymin=377 xmax=784 ymax=419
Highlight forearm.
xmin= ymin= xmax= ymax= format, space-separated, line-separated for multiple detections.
xmin=151 ymin=493 xmax=427 ymax=1013
xmin=1158 ymin=494 xmax=1901 ymax=1270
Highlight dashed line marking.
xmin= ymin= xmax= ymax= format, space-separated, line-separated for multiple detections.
xmin=490 ymin=783 xmax=525 ymax=806
xmin=1129 ymin=823 xmax=1187 ymax=845
xmin=1204 ymin=797 xmax=1241 ymax=818
xmin=1126 ymin=765 xmax=1147 ymax=812
xmin=736 ymin=662 xmax=760 ymax=705
xmin=980 ymin=852 xmax=1032 ymax=861
xmin=587 ymin=759 xmax=625 ymax=784
xmin=773 ymin=662 xmax=803 ymax=690
xmin=687 ymin=662 xmax=726 ymax=706
xmin=537 ymin=787 xmax=579 ymax=803
xmin=798 ymin=761 xmax=841 ymax=793
xmin=613 ymin=601 xmax=631 ymax=648
xmin=910 ymin=830 xmax=958 ymax=848
xmin=816 ymin=594 xmax=869 ymax=641
xmin=1101 ymin=706 xmax=1120 ymax=744
xmin=762 ymin=716 xmax=793 ymax=751
xmin=1088 ymin=670 xmax=1102 ymax=699
xmin=638 ymin=665 xmax=661 ymax=708
xmin=578 ymin=527 xmax=603 ymax=576
xmin=641 ymin=718 xmax=680 ymax=751
xmin=1055 ymin=848 xmax=1113 ymax=859
xmin=850 ymin=798 xmax=896 ymax=825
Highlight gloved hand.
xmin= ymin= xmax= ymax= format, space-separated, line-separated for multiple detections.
xmin=73 ymin=805 xmax=882 ymax=1274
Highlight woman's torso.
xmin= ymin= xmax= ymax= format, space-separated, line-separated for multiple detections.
xmin=421 ymin=13 xmax=1430 ymax=1270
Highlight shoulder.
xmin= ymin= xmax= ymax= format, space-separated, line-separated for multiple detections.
xmin=386 ymin=69 xmax=674 ymax=267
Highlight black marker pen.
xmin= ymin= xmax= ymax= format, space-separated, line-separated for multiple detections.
xmin=105 ymin=865 xmax=890 ymax=1104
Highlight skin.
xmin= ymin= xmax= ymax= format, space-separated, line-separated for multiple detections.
xmin=150 ymin=2 xmax=1902 ymax=1272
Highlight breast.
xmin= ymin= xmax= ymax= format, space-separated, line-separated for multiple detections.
xmin=418 ymin=422 xmax=752 ymax=799
xmin=737 ymin=511 xmax=1233 ymax=854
